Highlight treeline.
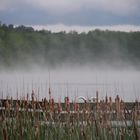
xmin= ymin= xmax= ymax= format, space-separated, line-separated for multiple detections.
xmin=0 ymin=22 xmax=140 ymax=69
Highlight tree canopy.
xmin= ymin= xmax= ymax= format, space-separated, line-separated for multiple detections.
xmin=0 ymin=22 xmax=140 ymax=70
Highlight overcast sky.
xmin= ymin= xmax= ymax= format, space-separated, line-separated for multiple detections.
xmin=0 ymin=0 xmax=140 ymax=32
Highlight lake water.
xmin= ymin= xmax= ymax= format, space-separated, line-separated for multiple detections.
xmin=0 ymin=68 xmax=140 ymax=102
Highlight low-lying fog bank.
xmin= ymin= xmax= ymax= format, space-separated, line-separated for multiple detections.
xmin=0 ymin=67 xmax=140 ymax=102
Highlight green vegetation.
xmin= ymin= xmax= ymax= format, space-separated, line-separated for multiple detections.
xmin=0 ymin=91 xmax=140 ymax=140
xmin=0 ymin=22 xmax=140 ymax=69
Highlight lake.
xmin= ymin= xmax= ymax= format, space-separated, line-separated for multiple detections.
xmin=0 ymin=68 xmax=140 ymax=102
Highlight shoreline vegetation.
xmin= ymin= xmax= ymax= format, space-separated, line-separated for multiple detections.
xmin=0 ymin=89 xmax=140 ymax=140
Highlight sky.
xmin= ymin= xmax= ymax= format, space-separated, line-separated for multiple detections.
xmin=0 ymin=0 xmax=140 ymax=32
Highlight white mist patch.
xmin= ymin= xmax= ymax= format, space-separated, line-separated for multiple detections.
xmin=32 ymin=24 xmax=140 ymax=33
xmin=0 ymin=68 xmax=140 ymax=102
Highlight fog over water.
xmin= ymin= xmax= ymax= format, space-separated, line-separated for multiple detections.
xmin=0 ymin=67 xmax=140 ymax=102
xmin=0 ymin=24 xmax=140 ymax=102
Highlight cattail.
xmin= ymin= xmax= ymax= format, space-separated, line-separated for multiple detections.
xmin=49 ymin=98 xmax=55 ymax=112
xmin=96 ymin=90 xmax=99 ymax=101
xmin=105 ymin=95 xmax=108 ymax=104
xmin=115 ymin=95 xmax=121 ymax=119
xmin=58 ymin=102 xmax=62 ymax=113
xmin=4 ymin=100 xmax=9 ymax=109
xmin=109 ymin=97 xmax=112 ymax=111
xmin=44 ymin=98 xmax=48 ymax=110
xmin=65 ymin=97 xmax=70 ymax=113
xmin=83 ymin=100 xmax=88 ymax=113
xmin=27 ymin=93 xmax=29 ymax=101
xmin=49 ymin=87 xmax=51 ymax=100
xmin=31 ymin=90 xmax=35 ymax=101
xmin=31 ymin=90 xmax=36 ymax=110
xmin=74 ymin=102 xmax=79 ymax=112
xmin=96 ymin=90 xmax=99 ymax=112
xmin=103 ymin=112 xmax=107 ymax=128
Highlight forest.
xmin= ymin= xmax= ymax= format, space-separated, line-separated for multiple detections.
xmin=0 ymin=22 xmax=140 ymax=70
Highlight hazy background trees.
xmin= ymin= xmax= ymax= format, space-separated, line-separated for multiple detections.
xmin=0 ymin=22 xmax=140 ymax=70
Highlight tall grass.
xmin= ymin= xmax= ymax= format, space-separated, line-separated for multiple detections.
xmin=0 ymin=90 xmax=140 ymax=140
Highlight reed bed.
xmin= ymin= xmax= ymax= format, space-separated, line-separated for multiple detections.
xmin=0 ymin=89 xmax=140 ymax=140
